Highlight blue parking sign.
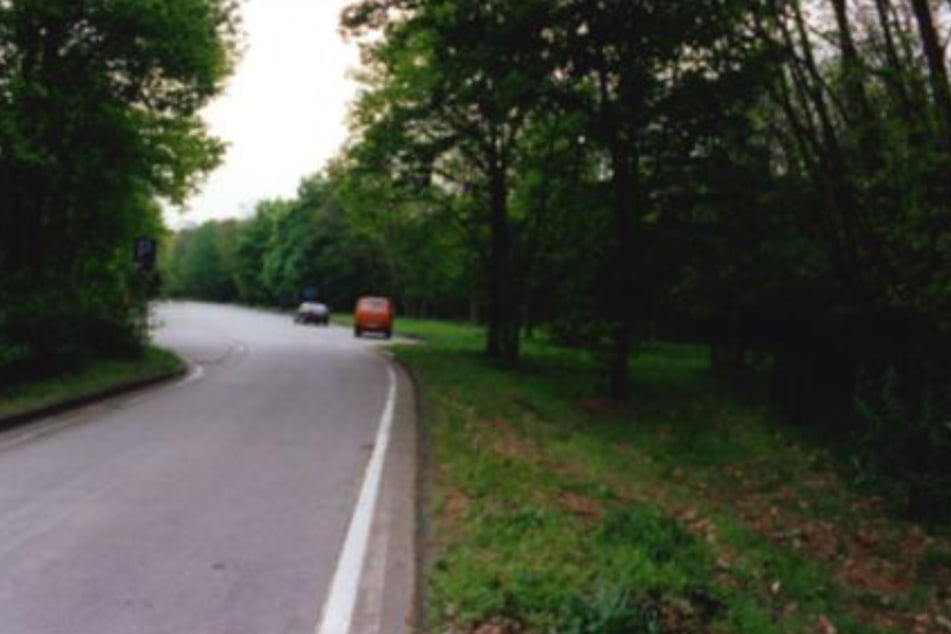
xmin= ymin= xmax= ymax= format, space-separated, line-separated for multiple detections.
xmin=135 ymin=237 xmax=157 ymax=269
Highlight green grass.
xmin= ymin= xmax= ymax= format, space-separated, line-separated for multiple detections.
xmin=331 ymin=312 xmax=484 ymax=345
xmin=392 ymin=322 xmax=950 ymax=634
xmin=0 ymin=347 xmax=185 ymax=421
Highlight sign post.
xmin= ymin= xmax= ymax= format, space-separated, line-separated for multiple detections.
xmin=133 ymin=237 xmax=158 ymax=342
xmin=134 ymin=237 xmax=157 ymax=271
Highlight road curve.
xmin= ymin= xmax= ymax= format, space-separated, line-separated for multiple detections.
xmin=0 ymin=301 xmax=417 ymax=634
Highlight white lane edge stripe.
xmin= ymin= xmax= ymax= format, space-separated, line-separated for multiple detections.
xmin=315 ymin=363 xmax=398 ymax=634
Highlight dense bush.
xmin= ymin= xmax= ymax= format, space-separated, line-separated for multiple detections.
xmin=0 ymin=267 xmax=149 ymax=383
xmin=855 ymin=354 xmax=951 ymax=521
xmin=0 ymin=0 xmax=237 ymax=382
xmin=161 ymin=173 xmax=473 ymax=318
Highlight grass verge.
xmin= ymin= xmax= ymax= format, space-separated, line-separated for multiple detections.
xmin=390 ymin=318 xmax=951 ymax=634
xmin=0 ymin=347 xmax=185 ymax=422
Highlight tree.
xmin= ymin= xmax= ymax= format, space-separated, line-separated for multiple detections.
xmin=745 ymin=0 xmax=951 ymax=421
xmin=233 ymin=202 xmax=278 ymax=306
xmin=167 ymin=221 xmax=239 ymax=302
xmin=343 ymin=0 xmax=557 ymax=363
xmin=0 ymin=0 xmax=239 ymax=378
xmin=555 ymin=0 xmax=768 ymax=398
xmin=163 ymin=171 xmax=401 ymax=315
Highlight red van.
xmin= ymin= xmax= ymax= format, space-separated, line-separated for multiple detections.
xmin=353 ymin=296 xmax=394 ymax=338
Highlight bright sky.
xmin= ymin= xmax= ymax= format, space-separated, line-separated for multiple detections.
xmin=165 ymin=0 xmax=360 ymax=229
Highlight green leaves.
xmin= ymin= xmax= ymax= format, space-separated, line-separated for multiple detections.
xmin=162 ymin=171 xmax=420 ymax=312
xmin=0 ymin=0 xmax=238 ymax=377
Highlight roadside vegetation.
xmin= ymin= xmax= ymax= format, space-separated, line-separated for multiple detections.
xmin=392 ymin=319 xmax=951 ymax=634
xmin=164 ymin=0 xmax=951 ymax=524
xmin=0 ymin=1 xmax=238 ymax=389
xmin=2 ymin=0 xmax=945 ymax=629
xmin=0 ymin=347 xmax=184 ymax=423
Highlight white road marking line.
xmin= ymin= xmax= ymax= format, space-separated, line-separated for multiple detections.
xmin=106 ymin=361 xmax=205 ymax=410
xmin=0 ymin=362 xmax=205 ymax=453
xmin=182 ymin=362 xmax=206 ymax=385
xmin=315 ymin=363 xmax=398 ymax=634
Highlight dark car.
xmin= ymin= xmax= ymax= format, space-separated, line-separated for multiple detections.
xmin=294 ymin=302 xmax=330 ymax=325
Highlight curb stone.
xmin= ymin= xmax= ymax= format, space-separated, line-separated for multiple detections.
xmin=0 ymin=363 xmax=187 ymax=435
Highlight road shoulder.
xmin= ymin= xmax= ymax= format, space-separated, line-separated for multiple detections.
xmin=0 ymin=347 xmax=186 ymax=434
xmin=349 ymin=355 xmax=421 ymax=634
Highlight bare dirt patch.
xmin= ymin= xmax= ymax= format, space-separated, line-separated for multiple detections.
xmin=578 ymin=396 xmax=639 ymax=419
xmin=492 ymin=434 xmax=536 ymax=462
xmin=702 ymin=460 xmax=951 ymax=633
xmin=470 ymin=618 xmax=527 ymax=634
xmin=556 ymin=491 xmax=604 ymax=520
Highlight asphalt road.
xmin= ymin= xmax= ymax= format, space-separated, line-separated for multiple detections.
xmin=0 ymin=302 xmax=417 ymax=634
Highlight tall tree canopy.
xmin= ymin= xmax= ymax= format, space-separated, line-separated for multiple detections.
xmin=550 ymin=0 xmax=768 ymax=397
xmin=164 ymin=0 xmax=949 ymax=515
xmin=343 ymin=0 xmax=559 ymax=363
xmin=0 ymin=0 xmax=239 ymax=378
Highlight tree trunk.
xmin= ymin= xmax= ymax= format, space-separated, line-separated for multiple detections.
xmin=770 ymin=342 xmax=857 ymax=426
xmin=909 ymin=0 xmax=951 ymax=140
xmin=873 ymin=0 xmax=913 ymax=121
xmin=830 ymin=0 xmax=879 ymax=165
xmin=830 ymin=0 xmax=870 ymax=112
xmin=776 ymin=3 xmax=869 ymax=289
xmin=712 ymin=344 xmax=740 ymax=378
xmin=609 ymin=320 xmax=631 ymax=400
xmin=485 ymin=150 xmax=519 ymax=363
xmin=606 ymin=138 xmax=636 ymax=401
